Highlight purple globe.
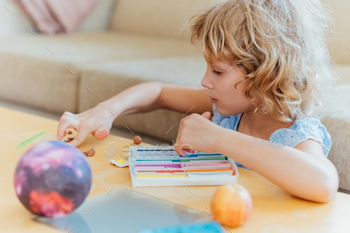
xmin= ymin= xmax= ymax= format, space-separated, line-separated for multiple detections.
xmin=14 ymin=141 xmax=92 ymax=218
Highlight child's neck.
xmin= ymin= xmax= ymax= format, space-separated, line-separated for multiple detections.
xmin=238 ymin=110 xmax=295 ymax=140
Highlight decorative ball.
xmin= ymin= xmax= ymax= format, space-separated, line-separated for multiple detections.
xmin=14 ymin=141 xmax=92 ymax=218
xmin=210 ymin=184 xmax=253 ymax=227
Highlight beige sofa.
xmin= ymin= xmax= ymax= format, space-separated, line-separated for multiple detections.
xmin=1 ymin=0 xmax=350 ymax=191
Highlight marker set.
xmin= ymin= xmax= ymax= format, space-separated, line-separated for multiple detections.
xmin=129 ymin=146 xmax=239 ymax=187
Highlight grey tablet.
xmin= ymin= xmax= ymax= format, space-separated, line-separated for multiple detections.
xmin=33 ymin=189 xmax=212 ymax=233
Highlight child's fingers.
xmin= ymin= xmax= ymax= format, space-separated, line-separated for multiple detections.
xmin=57 ymin=115 xmax=78 ymax=140
xmin=93 ymin=126 xmax=110 ymax=140
xmin=69 ymin=126 xmax=91 ymax=147
xmin=175 ymin=148 xmax=186 ymax=156
xmin=174 ymin=143 xmax=194 ymax=156
xmin=173 ymin=142 xmax=182 ymax=156
xmin=201 ymin=111 xmax=211 ymax=119
xmin=183 ymin=148 xmax=195 ymax=154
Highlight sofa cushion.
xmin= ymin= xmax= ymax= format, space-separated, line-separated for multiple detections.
xmin=79 ymin=56 xmax=206 ymax=141
xmin=0 ymin=52 xmax=79 ymax=114
xmin=110 ymin=0 xmax=223 ymax=39
xmin=319 ymin=83 xmax=350 ymax=191
xmin=0 ymin=32 xmax=199 ymax=113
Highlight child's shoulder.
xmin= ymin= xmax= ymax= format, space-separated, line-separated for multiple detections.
xmin=270 ymin=117 xmax=331 ymax=157
xmin=212 ymin=103 xmax=331 ymax=157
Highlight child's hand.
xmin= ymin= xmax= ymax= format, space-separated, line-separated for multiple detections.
xmin=56 ymin=104 xmax=115 ymax=146
xmin=174 ymin=111 xmax=222 ymax=156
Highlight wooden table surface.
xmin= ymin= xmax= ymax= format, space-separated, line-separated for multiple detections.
xmin=1 ymin=106 xmax=350 ymax=233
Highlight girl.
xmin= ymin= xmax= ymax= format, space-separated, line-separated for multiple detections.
xmin=57 ymin=0 xmax=339 ymax=203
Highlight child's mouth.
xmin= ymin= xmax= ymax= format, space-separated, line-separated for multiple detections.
xmin=210 ymin=97 xmax=218 ymax=103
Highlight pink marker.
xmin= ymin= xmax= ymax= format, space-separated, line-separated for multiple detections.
xmin=184 ymin=163 xmax=231 ymax=168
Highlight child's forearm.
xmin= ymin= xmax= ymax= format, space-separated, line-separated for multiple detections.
xmin=98 ymin=82 xmax=163 ymax=118
xmin=214 ymin=128 xmax=339 ymax=202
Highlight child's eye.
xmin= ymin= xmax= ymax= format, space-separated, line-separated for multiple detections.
xmin=213 ymin=70 xmax=222 ymax=75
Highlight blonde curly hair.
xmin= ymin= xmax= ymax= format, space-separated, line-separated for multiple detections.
xmin=186 ymin=0 xmax=338 ymax=122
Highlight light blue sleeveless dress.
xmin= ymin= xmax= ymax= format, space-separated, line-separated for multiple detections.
xmin=212 ymin=103 xmax=332 ymax=170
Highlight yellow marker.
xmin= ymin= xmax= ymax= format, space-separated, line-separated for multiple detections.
xmin=137 ymin=174 xmax=187 ymax=178
xmin=117 ymin=159 xmax=124 ymax=164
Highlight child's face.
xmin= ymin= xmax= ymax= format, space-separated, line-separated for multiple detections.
xmin=201 ymin=58 xmax=255 ymax=116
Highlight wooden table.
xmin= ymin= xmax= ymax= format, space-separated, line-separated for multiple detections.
xmin=1 ymin=106 xmax=350 ymax=233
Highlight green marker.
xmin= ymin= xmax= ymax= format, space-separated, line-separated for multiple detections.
xmin=17 ymin=131 xmax=46 ymax=149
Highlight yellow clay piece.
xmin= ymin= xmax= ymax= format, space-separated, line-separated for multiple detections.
xmin=117 ymin=159 xmax=124 ymax=164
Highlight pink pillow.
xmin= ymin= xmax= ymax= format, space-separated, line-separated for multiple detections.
xmin=14 ymin=0 xmax=100 ymax=34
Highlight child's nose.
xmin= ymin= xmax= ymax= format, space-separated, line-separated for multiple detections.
xmin=201 ymin=73 xmax=213 ymax=89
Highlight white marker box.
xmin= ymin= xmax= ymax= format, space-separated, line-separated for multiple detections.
xmin=128 ymin=146 xmax=239 ymax=187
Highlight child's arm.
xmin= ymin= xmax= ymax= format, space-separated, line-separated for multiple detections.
xmin=158 ymin=83 xmax=213 ymax=115
xmin=57 ymin=82 xmax=212 ymax=146
xmin=215 ymin=129 xmax=339 ymax=203
xmin=99 ymin=82 xmax=212 ymax=116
